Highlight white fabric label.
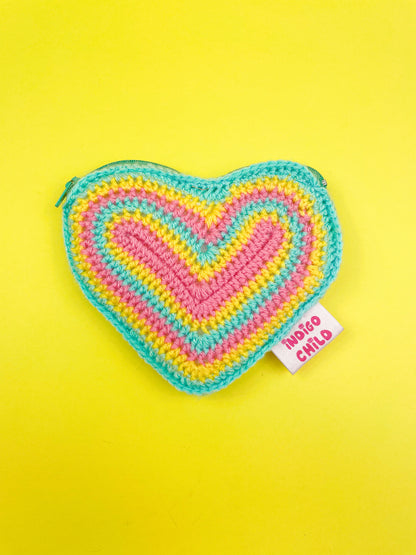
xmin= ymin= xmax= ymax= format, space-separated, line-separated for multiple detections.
xmin=271 ymin=303 xmax=343 ymax=374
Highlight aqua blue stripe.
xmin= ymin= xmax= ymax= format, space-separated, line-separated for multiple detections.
xmin=77 ymin=197 xmax=312 ymax=354
xmin=63 ymin=160 xmax=342 ymax=394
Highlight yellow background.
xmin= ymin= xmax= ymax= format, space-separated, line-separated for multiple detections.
xmin=1 ymin=1 xmax=415 ymax=553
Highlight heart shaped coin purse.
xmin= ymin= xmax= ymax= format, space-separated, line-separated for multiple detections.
xmin=57 ymin=160 xmax=342 ymax=394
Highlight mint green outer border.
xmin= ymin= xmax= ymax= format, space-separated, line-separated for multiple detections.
xmin=60 ymin=160 xmax=342 ymax=395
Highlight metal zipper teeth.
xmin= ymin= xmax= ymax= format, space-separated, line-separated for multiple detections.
xmin=306 ymin=166 xmax=327 ymax=188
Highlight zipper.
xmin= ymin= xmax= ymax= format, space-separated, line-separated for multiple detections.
xmin=306 ymin=166 xmax=327 ymax=188
xmin=55 ymin=159 xmax=180 ymax=208
xmin=93 ymin=159 xmax=180 ymax=173
xmin=55 ymin=176 xmax=80 ymax=207
xmin=56 ymin=160 xmax=327 ymax=208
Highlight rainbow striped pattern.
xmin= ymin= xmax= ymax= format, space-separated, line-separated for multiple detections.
xmin=60 ymin=160 xmax=342 ymax=394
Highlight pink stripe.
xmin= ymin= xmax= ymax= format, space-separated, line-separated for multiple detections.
xmin=78 ymin=181 xmax=312 ymax=243
xmin=108 ymin=217 xmax=286 ymax=319
xmin=72 ymin=181 xmax=319 ymax=365
xmin=75 ymin=236 xmax=314 ymax=365
xmin=79 ymin=245 xmax=313 ymax=365
xmin=76 ymin=181 xmax=315 ymax=319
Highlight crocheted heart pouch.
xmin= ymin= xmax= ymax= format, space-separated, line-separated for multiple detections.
xmin=57 ymin=160 xmax=342 ymax=394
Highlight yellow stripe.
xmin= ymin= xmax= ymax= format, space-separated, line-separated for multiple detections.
xmin=70 ymin=206 xmax=325 ymax=330
xmin=103 ymin=208 xmax=290 ymax=280
xmin=68 ymin=175 xmax=327 ymax=380
xmin=69 ymin=198 xmax=325 ymax=331
xmin=67 ymin=252 xmax=311 ymax=381
xmin=70 ymin=174 xmax=316 ymax=226
xmin=70 ymin=220 xmax=295 ymax=327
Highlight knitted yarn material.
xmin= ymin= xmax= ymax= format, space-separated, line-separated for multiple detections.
xmin=60 ymin=160 xmax=342 ymax=395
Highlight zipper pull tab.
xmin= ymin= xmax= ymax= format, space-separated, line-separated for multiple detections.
xmin=55 ymin=176 xmax=80 ymax=207
xmin=306 ymin=166 xmax=327 ymax=188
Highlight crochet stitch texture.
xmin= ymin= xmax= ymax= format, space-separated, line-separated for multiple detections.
xmin=60 ymin=160 xmax=342 ymax=394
